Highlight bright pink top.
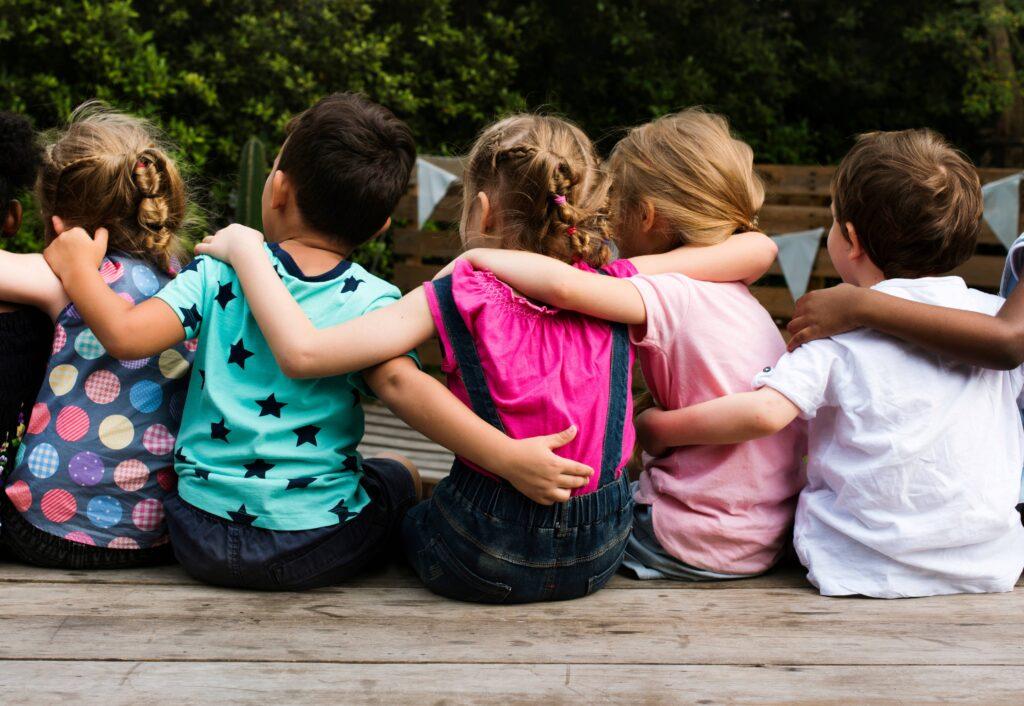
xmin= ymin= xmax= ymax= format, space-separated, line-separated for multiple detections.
xmin=630 ymin=273 xmax=806 ymax=574
xmin=423 ymin=258 xmax=637 ymax=496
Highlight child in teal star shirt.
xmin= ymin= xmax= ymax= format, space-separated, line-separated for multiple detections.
xmin=43 ymin=94 xmax=594 ymax=590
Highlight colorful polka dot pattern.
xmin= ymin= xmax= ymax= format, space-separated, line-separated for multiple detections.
xmin=9 ymin=254 xmax=193 ymax=549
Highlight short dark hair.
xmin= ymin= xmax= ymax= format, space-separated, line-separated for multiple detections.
xmin=832 ymin=129 xmax=982 ymax=279
xmin=277 ymin=93 xmax=415 ymax=247
xmin=0 ymin=111 xmax=41 ymax=205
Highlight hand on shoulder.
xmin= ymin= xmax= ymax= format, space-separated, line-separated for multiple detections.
xmin=194 ymin=223 xmax=266 ymax=265
xmin=43 ymin=216 xmax=108 ymax=280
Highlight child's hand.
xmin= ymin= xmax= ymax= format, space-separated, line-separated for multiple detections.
xmin=194 ymin=223 xmax=265 ymax=265
xmin=787 ymin=283 xmax=864 ymax=351
xmin=636 ymin=407 xmax=670 ymax=457
xmin=44 ymin=216 xmax=108 ymax=279
xmin=494 ymin=425 xmax=594 ymax=505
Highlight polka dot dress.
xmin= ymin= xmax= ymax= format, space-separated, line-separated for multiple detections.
xmin=5 ymin=254 xmax=194 ymax=549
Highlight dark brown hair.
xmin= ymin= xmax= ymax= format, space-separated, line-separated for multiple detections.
xmin=37 ymin=102 xmax=187 ymax=272
xmin=831 ymin=129 xmax=982 ymax=278
xmin=278 ymin=93 xmax=415 ymax=248
xmin=463 ymin=114 xmax=612 ymax=267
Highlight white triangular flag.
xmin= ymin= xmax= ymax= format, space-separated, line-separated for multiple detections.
xmin=982 ymin=172 xmax=1022 ymax=250
xmin=771 ymin=227 xmax=825 ymax=301
xmin=417 ymin=158 xmax=460 ymax=229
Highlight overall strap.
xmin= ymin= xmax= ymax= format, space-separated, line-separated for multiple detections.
xmin=596 ymin=268 xmax=631 ymax=487
xmin=432 ymin=275 xmax=506 ymax=433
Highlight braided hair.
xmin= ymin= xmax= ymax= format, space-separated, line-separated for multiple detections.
xmin=37 ymin=102 xmax=188 ymax=273
xmin=464 ymin=115 xmax=612 ymax=267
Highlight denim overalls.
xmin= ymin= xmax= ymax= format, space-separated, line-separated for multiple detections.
xmin=402 ymin=274 xmax=634 ymax=603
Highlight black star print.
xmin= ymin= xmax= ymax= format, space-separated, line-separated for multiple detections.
xmin=340 ymin=276 xmax=364 ymax=294
xmin=243 ymin=459 xmax=275 ymax=478
xmin=179 ymin=304 xmax=202 ymax=330
xmin=329 ymin=499 xmax=357 ymax=522
xmin=227 ymin=338 xmax=254 ymax=369
xmin=174 ymin=447 xmax=190 ymax=464
xmin=228 ymin=503 xmax=257 ymax=525
xmin=199 ymin=369 xmax=206 ymax=389
xmin=286 ymin=476 xmax=316 ymax=490
xmin=210 ymin=418 xmax=231 ymax=442
xmin=179 ymin=258 xmax=201 ymax=274
xmin=293 ymin=424 xmax=321 ymax=447
xmin=256 ymin=393 xmax=287 ymax=418
xmin=214 ymin=281 xmax=237 ymax=310
xmin=274 ymin=265 xmax=285 ymax=280
xmin=341 ymin=455 xmax=360 ymax=473
xmin=194 ymin=468 xmax=210 ymax=480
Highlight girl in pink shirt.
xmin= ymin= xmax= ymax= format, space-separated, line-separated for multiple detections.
xmin=192 ymin=113 xmax=774 ymax=601
xmin=459 ymin=109 xmax=806 ymax=580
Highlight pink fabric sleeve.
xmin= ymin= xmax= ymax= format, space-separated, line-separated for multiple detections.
xmin=627 ymin=273 xmax=693 ymax=350
xmin=598 ymin=258 xmax=639 ymax=278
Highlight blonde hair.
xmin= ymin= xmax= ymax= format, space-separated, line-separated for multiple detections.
xmin=37 ymin=102 xmax=187 ymax=272
xmin=463 ymin=114 xmax=612 ymax=267
xmin=609 ymin=108 xmax=764 ymax=248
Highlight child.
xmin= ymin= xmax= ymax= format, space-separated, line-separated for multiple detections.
xmin=0 ymin=112 xmax=52 ymax=497
xmin=442 ymin=109 xmax=803 ymax=581
xmin=641 ymin=130 xmax=1024 ymax=598
xmin=182 ymin=113 xmax=775 ymax=602
xmin=44 ymin=96 xmax=593 ymax=590
xmin=0 ymin=104 xmax=193 ymax=567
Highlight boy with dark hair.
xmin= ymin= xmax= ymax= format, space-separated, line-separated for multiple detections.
xmin=636 ymin=129 xmax=1024 ymax=598
xmin=43 ymin=93 xmax=593 ymax=590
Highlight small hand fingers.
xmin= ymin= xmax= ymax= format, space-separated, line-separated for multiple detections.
xmin=558 ymin=474 xmax=589 ymax=489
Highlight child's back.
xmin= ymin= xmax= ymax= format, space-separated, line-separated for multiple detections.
xmin=759 ymin=277 xmax=1024 ymax=596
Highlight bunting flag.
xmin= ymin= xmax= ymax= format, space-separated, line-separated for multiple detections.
xmin=417 ymin=158 xmax=460 ymax=228
xmin=771 ymin=227 xmax=826 ymax=301
xmin=982 ymin=172 xmax=1023 ymax=250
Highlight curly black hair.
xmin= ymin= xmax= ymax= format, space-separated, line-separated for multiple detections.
xmin=0 ymin=111 xmax=42 ymax=206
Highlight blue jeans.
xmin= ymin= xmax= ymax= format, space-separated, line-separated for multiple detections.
xmin=403 ymin=462 xmax=633 ymax=604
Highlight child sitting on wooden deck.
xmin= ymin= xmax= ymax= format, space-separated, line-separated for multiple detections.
xmin=41 ymin=94 xmax=589 ymax=590
xmin=637 ymin=130 xmax=1024 ymax=598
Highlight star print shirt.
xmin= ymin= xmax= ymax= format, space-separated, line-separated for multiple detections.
xmin=6 ymin=253 xmax=193 ymax=549
xmin=154 ymin=243 xmax=407 ymax=531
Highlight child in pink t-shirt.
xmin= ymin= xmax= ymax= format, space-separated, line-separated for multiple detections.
xmin=460 ymin=109 xmax=805 ymax=580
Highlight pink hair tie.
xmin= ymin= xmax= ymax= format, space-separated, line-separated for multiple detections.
xmin=566 ymin=225 xmax=577 ymax=236
xmin=553 ymin=194 xmax=567 ymax=205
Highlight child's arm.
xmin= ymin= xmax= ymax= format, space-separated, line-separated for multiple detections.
xmin=195 ymin=225 xmax=435 ymax=378
xmin=786 ymin=283 xmax=1024 ymax=370
xmin=629 ymin=232 xmax=778 ymax=284
xmin=364 ymin=357 xmax=593 ymax=505
xmin=0 ymin=251 xmax=67 ymax=320
xmin=43 ymin=226 xmax=185 ymax=358
xmin=636 ymin=387 xmax=801 ymax=457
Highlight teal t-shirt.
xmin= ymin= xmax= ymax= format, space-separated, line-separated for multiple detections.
xmin=155 ymin=243 xmax=406 ymax=530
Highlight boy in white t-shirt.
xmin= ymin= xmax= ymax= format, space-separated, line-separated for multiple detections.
xmin=637 ymin=129 xmax=1024 ymax=598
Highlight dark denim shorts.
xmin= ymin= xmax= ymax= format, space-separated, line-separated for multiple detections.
xmin=165 ymin=457 xmax=416 ymax=591
xmin=0 ymin=493 xmax=174 ymax=569
xmin=402 ymin=462 xmax=633 ymax=604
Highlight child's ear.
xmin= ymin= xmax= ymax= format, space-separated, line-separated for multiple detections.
xmin=270 ymin=170 xmax=289 ymax=210
xmin=2 ymin=200 xmax=22 ymax=236
xmin=464 ymin=191 xmax=492 ymax=244
xmin=368 ymin=217 xmax=392 ymax=242
xmin=638 ymin=199 xmax=657 ymax=234
xmin=844 ymin=221 xmax=865 ymax=260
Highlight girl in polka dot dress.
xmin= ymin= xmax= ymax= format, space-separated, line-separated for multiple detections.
xmin=0 ymin=103 xmax=193 ymax=568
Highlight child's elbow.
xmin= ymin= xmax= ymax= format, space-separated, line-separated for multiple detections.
xmin=747 ymin=405 xmax=788 ymax=438
xmin=991 ymin=326 xmax=1024 ymax=370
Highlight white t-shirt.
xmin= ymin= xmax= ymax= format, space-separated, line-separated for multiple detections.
xmin=755 ymin=277 xmax=1024 ymax=598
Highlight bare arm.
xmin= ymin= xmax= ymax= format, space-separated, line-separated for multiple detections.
xmin=459 ymin=248 xmax=648 ymax=324
xmin=636 ymin=387 xmax=801 ymax=456
xmin=0 ymin=251 xmax=67 ymax=320
xmin=630 ymin=232 xmax=778 ymax=285
xmin=786 ymin=283 xmax=1024 ymax=370
xmin=365 ymin=357 xmax=593 ymax=504
xmin=195 ymin=225 xmax=435 ymax=378
xmin=43 ymin=227 xmax=185 ymax=359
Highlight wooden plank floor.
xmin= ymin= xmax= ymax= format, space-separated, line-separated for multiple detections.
xmin=1 ymin=405 xmax=1020 ymax=703
xmin=2 ymin=561 xmax=1022 ymax=703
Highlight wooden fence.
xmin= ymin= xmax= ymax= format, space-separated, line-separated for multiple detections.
xmin=391 ymin=159 xmax=1022 ymax=364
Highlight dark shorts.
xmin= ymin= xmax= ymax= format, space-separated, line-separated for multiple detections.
xmin=0 ymin=493 xmax=174 ymax=569
xmin=164 ymin=457 xmax=416 ymax=591
xmin=402 ymin=462 xmax=633 ymax=604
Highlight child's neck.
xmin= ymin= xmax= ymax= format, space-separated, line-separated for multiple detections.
xmin=267 ymin=226 xmax=350 ymax=278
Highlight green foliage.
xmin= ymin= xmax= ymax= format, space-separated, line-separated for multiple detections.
xmin=3 ymin=0 xmax=1024 ymax=268
xmin=235 ymin=137 xmax=267 ymax=230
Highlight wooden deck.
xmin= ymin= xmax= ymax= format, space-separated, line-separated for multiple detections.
xmin=1 ymin=561 xmax=1022 ymax=704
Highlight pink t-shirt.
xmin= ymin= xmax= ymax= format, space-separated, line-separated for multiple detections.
xmin=423 ymin=258 xmax=637 ymax=496
xmin=630 ymin=273 xmax=806 ymax=574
